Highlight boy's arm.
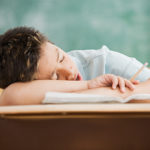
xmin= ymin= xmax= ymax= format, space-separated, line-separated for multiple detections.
xmin=105 ymin=47 xmax=150 ymax=82
xmin=0 ymin=80 xmax=88 ymax=106
xmin=0 ymin=74 xmax=136 ymax=106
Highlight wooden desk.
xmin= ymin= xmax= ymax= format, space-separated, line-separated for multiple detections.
xmin=0 ymin=104 xmax=150 ymax=150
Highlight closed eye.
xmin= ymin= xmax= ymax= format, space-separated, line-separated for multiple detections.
xmin=59 ymin=55 xmax=65 ymax=63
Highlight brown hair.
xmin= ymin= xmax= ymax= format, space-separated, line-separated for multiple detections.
xmin=0 ymin=26 xmax=48 ymax=88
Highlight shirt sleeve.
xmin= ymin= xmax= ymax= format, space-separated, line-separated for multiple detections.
xmin=68 ymin=49 xmax=106 ymax=80
xmin=104 ymin=46 xmax=150 ymax=82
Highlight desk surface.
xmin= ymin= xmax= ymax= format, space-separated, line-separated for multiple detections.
xmin=0 ymin=103 xmax=150 ymax=114
xmin=1 ymin=104 xmax=150 ymax=119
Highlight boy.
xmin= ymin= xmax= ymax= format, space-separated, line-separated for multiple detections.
xmin=0 ymin=27 xmax=150 ymax=105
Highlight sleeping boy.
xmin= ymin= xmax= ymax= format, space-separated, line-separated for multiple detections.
xmin=0 ymin=26 xmax=150 ymax=105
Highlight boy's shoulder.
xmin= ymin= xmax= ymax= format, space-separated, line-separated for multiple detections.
xmin=67 ymin=45 xmax=110 ymax=61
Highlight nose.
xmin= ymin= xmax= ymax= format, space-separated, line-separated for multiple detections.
xmin=67 ymin=73 xmax=75 ymax=80
xmin=57 ymin=66 xmax=75 ymax=80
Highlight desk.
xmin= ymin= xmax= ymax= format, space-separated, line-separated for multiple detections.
xmin=0 ymin=104 xmax=150 ymax=150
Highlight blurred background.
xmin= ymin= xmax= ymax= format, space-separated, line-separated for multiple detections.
xmin=0 ymin=0 xmax=150 ymax=63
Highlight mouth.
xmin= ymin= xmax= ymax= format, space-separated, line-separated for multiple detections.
xmin=75 ymin=73 xmax=83 ymax=81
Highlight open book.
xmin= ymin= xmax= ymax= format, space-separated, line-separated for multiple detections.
xmin=42 ymin=92 xmax=150 ymax=104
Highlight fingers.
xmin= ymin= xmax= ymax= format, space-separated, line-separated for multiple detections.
xmin=89 ymin=74 xmax=138 ymax=93
xmin=111 ymin=75 xmax=118 ymax=89
xmin=118 ymin=77 xmax=126 ymax=93
xmin=110 ymin=75 xmax=125 ymax=92
xmin=124 ymin=79 xmax=135 ymax=90
xmin=131 ymin=80 xmax=140 ymax=84
xmin=114 ymin=76 xmax=135 ymax=93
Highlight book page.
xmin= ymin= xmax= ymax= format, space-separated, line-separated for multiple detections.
xmin=42 ymin=92 xmax=150 ymax=104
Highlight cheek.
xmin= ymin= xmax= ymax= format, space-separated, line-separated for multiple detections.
xmin=68 ymin=57 xmax=78 ymax=69
xmin=67 ymin=56 xmax=74 ymax=65
xmin=64 ymin=54 xmax=78 ymax=70
xmin=38 ymin=61 xmax=51 ymax=79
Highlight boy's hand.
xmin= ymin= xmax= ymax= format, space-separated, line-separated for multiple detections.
xmin=87 ymin=74 xmax=139 ymax=93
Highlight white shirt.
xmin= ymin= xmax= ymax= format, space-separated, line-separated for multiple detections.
xmin=67 ymin=45 xmax=150 ymax=81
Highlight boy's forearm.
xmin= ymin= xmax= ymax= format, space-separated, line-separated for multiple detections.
xmin=23 ymin=80 xmax=88 ymax=95
xmin=2 ymin=80 xmax=89 ymax=105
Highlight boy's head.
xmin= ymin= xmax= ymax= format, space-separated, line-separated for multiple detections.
xmin=0 ymin=27 xmax=82 ymax=88
xmin=0 ymin=27 xmax=47 ymax=88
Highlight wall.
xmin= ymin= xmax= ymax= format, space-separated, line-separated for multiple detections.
xmin=0 ymin=0 xmax=150 ymax=63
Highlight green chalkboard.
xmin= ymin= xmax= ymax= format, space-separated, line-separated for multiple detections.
xmin=0 ymin=0 xmax=150 ymax=63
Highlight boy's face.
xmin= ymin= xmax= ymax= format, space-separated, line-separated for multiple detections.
xmin=35 ymin=42 xmax=83 ymax=80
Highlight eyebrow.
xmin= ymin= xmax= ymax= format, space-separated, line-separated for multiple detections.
xmin=49 ymin=48 xmax=59 ymax=79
